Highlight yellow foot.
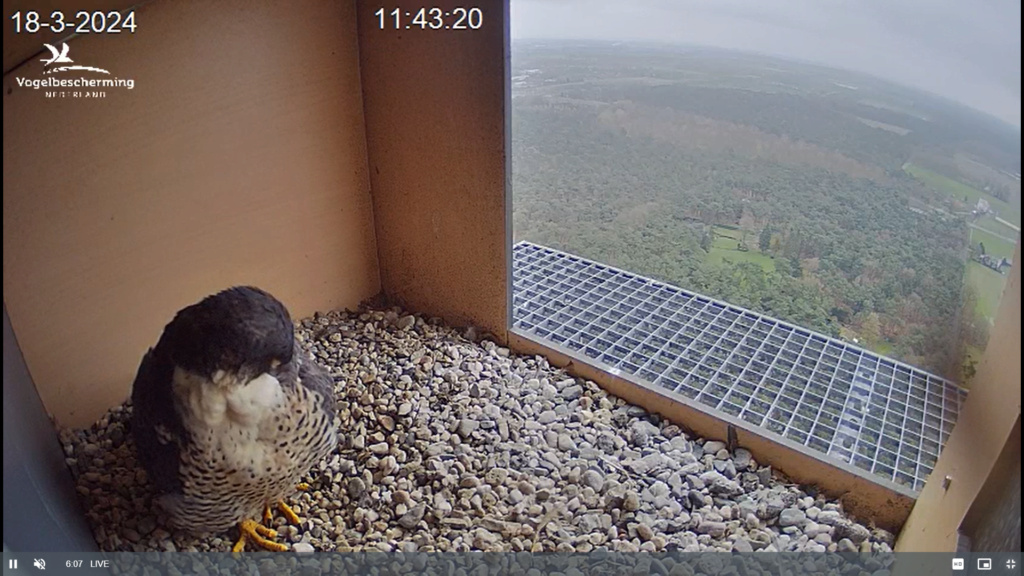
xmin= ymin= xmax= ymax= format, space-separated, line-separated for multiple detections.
xmin=277 ymin=501 xmax=302 ymax=525
xmin=259 ymin=485 xmax=307 ymax=529
xmin=267 ymin=483 xmax=309 ymax=526
xmin=232 ymin=519 xmax=287 ymax=552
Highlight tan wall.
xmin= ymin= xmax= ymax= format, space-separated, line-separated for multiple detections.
xmin=896 ymin=240 xmax=1022 ymax=551
xmin=959 ymin=415 xmax=1020 ymax=552
xmin=356 ymin=0 xmax=510 ymax=341
xmin=3 ymin=0 xmax=381 ymax=428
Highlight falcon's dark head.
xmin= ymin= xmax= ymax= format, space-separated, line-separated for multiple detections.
xmin=158 ymin=286 xmax=295 ymax=386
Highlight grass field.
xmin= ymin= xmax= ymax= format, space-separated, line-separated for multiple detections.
xmin=969 ymin=227 xmax=1018 ymax=261
xmin=707 ymin=227 xmax=777 ymax=271
xmin=904 ymin=163 xmax=1021 ymax=227
xmin=973 ymin=215 xmax=1021 ymax=240
xmin=966 ymin=261 xmax=1008 ymax=321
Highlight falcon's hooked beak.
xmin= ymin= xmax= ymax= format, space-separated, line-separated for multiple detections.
xmin=207 ymin=354 xmax=288 ymax=393
xmin=210 ymin=368 xmax=259 ymax=389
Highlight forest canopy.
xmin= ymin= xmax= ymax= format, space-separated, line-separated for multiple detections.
xmin=512 ymin=43 xmax=1021 ymax=381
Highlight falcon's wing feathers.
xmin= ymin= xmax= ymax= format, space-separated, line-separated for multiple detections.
xmin=130 ymin=343 xmax=187 ymax=495
xmin=295 ymin=346 xmax=336 ymax=415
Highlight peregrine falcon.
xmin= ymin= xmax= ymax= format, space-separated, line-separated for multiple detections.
xmin=130 ymin=286 xmax=338 ymax=551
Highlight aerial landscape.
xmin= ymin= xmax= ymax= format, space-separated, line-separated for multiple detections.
xmin=511 ymin=40 xmax=1022 ymax=382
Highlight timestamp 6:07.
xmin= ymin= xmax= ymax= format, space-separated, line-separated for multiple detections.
xmin=377 ymin=7 xmax=483 ymax=30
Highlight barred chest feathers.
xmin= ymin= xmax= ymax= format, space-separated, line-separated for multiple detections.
xmin=164 ymin=367 xmax=333 ymax=532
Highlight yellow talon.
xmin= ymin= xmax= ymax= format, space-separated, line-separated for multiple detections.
xmin=262 ymin=505 xmax=274 ymax=527
xmin=296 ymin=482 xmax=310 ymax=491
xmin=278 ymin=501 xmax=302 ymax=525
xmin=233 ymin=519 xmax=287 ymax=552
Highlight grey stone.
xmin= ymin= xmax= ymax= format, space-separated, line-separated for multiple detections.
xmin=834 ymin=519 xmax=872 ymax=545
xmin=347 ymin=477 xmax=367 ymax=499
xmin=760 ymin=497 xmax=785 ymax=520
xmin=687 ymin=490 xmax=706 ymax=509
xmin=636 ymin=523 xmax=655 ymax=541
xmin=696 ymin=521 xmax=728 ymax=538
xmin=803 ymin=521 xmax=821 ymax=537
xmin=398 ymin=505 xmax=426 ymax=529
xmin=577 ymin=514 xmax=604 ymax=534
xmin=732 ymin=538 xmax=754 ymax=553
xmin=779 ymin=508 xmax=808 ymax=528
xmin=837 ymin=538 xmax=858 ymax=553
xmin=561 ymin=385 xmax=584 ymax=400
xmin=733 ymin=448 xmax=752 ymax=470
xmin=699 ymin=470 xmax=743 ymax=496
xmin=557 ymin=434 xmax=577 ymax=451
xmin=458 ymin=418 xmax=478 ymax=438
xmin=704 ymin=440 xmax=727 ymax=454
xmin=581 ymin=469 xmax=604 ymax=492
xmin=816 ymin=510 xmax=843 ymax=525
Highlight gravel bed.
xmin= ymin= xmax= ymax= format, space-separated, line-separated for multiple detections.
xmin=60 ymin=306 xmax=896 ymax=555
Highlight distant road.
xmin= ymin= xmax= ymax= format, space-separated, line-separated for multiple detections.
xmin=969 ymin=223 xmax=1019 ymax=244
xmin=994 ymin=216 xmax=1020 ymax=233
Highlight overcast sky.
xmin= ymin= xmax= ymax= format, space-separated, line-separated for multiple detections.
xmin=511 ymin=0 xmax=1022 ymax=128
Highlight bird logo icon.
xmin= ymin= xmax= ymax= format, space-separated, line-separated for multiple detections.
xmin=38 ymin=42 xmax=110 ymax=75
xmin=40 ymin=43 xmax=73 ymax=67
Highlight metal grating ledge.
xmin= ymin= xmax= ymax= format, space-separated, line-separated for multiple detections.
xmin=512 ymin=241 xmax=968 ymax=493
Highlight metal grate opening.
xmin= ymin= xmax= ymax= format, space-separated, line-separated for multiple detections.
xmin=512 ymin=241 xmax=967 ymax=493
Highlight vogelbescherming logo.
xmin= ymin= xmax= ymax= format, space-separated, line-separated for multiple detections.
xmin=14 ymin=42 xmax=135 ymax=98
